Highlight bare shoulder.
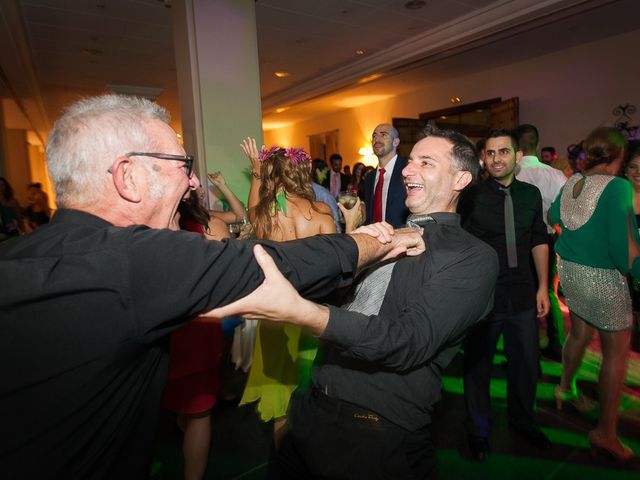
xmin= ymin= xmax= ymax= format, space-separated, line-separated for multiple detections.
xmin=204 ymin=216 xmax=231 ymax=240
xmin=288 ymin=198 xmax=336 ymax=237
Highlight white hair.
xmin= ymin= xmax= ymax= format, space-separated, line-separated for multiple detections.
xmin=46 ymin=94 xmax=170 ymax=208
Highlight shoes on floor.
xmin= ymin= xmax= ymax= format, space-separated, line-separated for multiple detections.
xmin=588 ymin=430 xmax=634 ymax=462
xmin=554 ymin=386 xmax=597 ymax=413
xmin=468 ymin=435 xmax=490 ymax=462
xmin=509 ymin=424 xmax=552 ymax=451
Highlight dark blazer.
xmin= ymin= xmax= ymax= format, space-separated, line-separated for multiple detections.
xmin=364 ymin=155 xmax=409 ymax=228
xmin=321 ymin=171 xmax=349 ymax=196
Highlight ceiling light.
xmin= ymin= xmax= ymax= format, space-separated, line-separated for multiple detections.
xmin=404 ymin=0 xmax=426 ymax=10
xmin=275 ymin=107 xmax=289 ymax=113
xmin=274 ymin=71 xmax=290 ymax=78
xmin=357 ymin=73 xmax=382 ymax=84
xmin=355 ymin=49 xmax=365 ymax=56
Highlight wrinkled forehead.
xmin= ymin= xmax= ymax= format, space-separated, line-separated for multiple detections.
xmin=411 ymin=137 xmax=453 ymax=162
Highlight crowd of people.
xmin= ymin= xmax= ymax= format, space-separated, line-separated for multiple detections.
xmin=1 ymin=93 xmax=639 ymax=480
xmin=0 ymin=179 xmax=51 ymax=239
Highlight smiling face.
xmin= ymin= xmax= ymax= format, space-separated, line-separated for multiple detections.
xmin=484 ymin=136 xmax=521 ymax=186
xmin=403 ymin=136 xmax=470 ymax=215
xmin=626 ymin=157 xmax=640 ymax=190
xmin=138 ymin=119 xmax=200 ymax=230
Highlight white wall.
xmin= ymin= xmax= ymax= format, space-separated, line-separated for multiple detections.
xmin=265 ymin=29 xmax=640 ymax=166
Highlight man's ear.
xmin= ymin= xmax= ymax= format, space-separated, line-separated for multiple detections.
xmin=111 ymin=157 xmax=142 ymax=203
xmin=393 ymin=137 xmax=401 ymax=148
xmin=453 ymin=170 xmax=473 ymax=192
xmin=515 ymin=150 xmax=524 ymax=164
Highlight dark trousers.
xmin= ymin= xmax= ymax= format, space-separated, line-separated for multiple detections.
xmin=545 ymin=236 xmax=565 ymax=349
xmin=463 ymin=307 xmax=538 ymax=438
xmin=268 ymin=388 xmax=436 ymax=480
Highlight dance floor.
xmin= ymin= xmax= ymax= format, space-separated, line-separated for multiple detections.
xmin=152 ymin=303 xmax=640 ymax=479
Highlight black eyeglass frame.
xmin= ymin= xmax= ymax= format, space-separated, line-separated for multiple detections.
xmin=126 ymin=152 xmax=195 ymax=177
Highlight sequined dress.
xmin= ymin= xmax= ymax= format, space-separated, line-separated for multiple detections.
xmin=549 ymin=174 xmax=639 ymax=331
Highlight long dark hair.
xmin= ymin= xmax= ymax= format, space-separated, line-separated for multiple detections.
xmin=178 ymin=190 xmax=210 ymax=232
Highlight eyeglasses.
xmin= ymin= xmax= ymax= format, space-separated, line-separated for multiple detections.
xmin=126 ymin=152 xmax=194 ymax=177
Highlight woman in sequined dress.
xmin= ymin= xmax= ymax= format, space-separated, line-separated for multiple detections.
xmin=549 ymin=127 xmax=640 ymax=461
xmin=624 ymin=147 xmax=640 ymax=338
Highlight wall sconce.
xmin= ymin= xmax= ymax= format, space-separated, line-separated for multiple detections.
xmin=613 ymin=104 xmax=638 ymax=139
xmin=450 ymin=96 xmax=461 ymax=104
xmin=358 ymin=146 xmax=377 ymax=166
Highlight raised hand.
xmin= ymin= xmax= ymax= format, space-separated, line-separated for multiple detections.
xmin=240 ymin=137 xmax=262 ymax=168
xmin=207 ymin=171 xmax=226 ymax=187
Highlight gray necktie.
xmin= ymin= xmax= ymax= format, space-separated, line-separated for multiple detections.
xmin=344 ymin=214 xmax=434 ymax=315
xmin=501 ymin=186 xmax=518 ymax=268
xmin=344 ymin=263 xmax=395 ymax=315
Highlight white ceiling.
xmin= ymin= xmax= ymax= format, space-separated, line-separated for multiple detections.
xmin=3 ymin=0 xmax=639 ymax=138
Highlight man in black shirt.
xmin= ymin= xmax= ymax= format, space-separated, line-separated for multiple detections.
xmin=458 ymin=130 xmax=551 ymax=459
xmin=209 ymin=127 xmax=499 ymax=479
xmin=0 ymin=95 xmax=424 ymax=480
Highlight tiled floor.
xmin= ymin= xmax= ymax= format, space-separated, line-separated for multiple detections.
xmin=152 ymin=306 xmax=640 ymax=479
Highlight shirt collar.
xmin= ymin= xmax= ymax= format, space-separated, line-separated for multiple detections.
xmin=407 ymin=211 xmax=460 ymax=227
xmin=51 ymin=208 xmax=114 ymax=227
xmin=379 ymin=154 xmax=398 ymax=172
xmin=486 ymin=177 xmax=517 ymax=191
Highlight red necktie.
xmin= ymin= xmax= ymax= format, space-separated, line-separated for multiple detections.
xmin=331 ymin=172 xmax=339 ymax=198
xmin=372 ymin=167 xmax=385 ymax=223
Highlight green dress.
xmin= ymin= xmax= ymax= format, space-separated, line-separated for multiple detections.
xmin=239 ymin=322 xmax=318 ymax=421
xmin=549 ymin=174 xmax=640 ymax=330
xmin=239 ymin=195 xmax=318 ymax=421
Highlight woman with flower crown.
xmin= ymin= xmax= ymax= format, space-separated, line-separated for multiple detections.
xmin=238 ymin=137 xmax=336 ymax=447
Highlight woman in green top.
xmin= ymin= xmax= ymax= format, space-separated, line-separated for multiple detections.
xmin=549 ymin=127 xmax=639 ymax=461
xmin=239 ymin=138 xmax=336 ymax=449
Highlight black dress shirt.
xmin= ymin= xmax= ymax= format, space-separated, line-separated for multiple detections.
xmin=458 ymin=178 xmax=547 ymax=313
xmin=315 ymin=212 xmax=499 ymax=430
xmin=0 ymin=209 xmax=358 ymax=480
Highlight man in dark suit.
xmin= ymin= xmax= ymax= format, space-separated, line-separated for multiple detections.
xmin=322 ymin=153 xmax=349 ymax=199
xmin=364 ymin=124 xmax=409 ymax=227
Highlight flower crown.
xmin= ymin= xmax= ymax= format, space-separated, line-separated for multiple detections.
xmin=258 ymin=146 xmax=311 ymax=165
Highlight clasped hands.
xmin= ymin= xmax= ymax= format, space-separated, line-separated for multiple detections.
xmin=202 ymin=224 xmax=424 ymax=331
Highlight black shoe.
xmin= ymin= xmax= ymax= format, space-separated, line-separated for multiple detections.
xmin=541 ymin=346 xmax=562 ymax=362
xmin=468 ymin=435 xmax=490 ymax=461
xmin=510 ymin=424 xmax=552 ymax=450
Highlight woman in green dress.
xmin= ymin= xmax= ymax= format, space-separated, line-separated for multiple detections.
xmin=549 ymin=127 xmax=639 ymax=461
xmin=239 ymin=138 xmax=336 ymax=448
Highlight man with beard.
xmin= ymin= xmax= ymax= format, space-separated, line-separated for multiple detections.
xmin=458 ymin=129 xmax=551 ymax=460
xmin=364 ymin=124 xmax=409 ymax=227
